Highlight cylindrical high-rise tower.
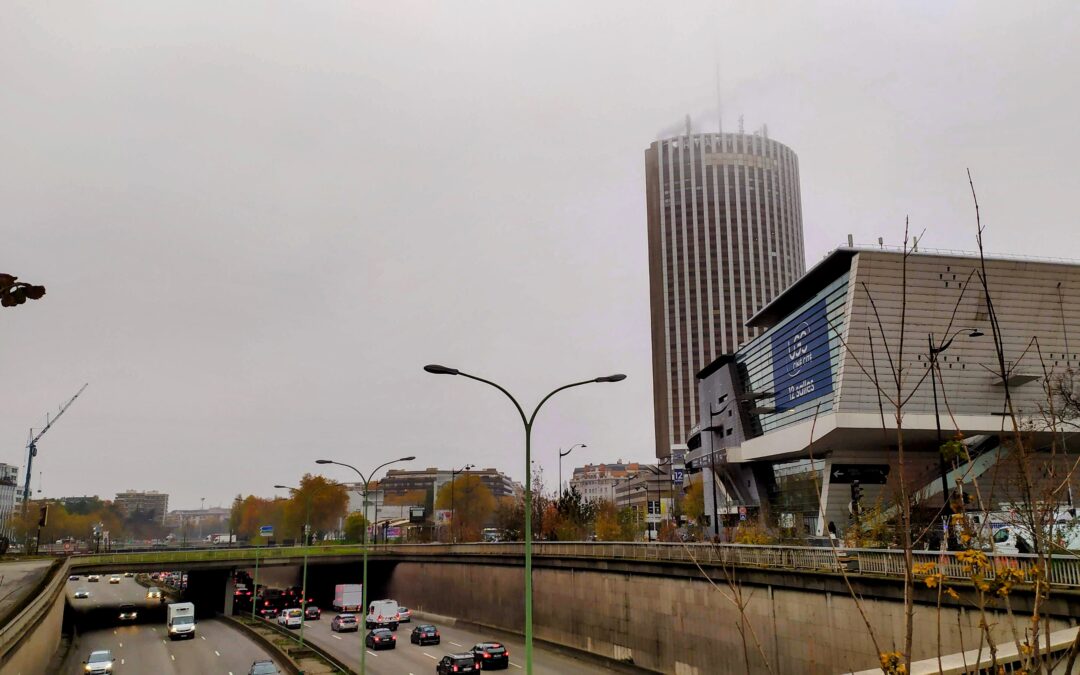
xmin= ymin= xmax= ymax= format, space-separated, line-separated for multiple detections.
xmin=646 ymin=130 xmax=806 ymax=459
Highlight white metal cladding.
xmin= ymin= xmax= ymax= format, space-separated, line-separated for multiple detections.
xmin=648 ymin=132 xmax=806 ymax=455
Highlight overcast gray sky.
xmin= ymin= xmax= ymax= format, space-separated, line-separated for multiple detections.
xmin=4 ymin=2 xmax=1079 ymax=509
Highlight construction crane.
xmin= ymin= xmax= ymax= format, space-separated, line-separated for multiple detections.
xmin=23 ymin=383 xmax=89 ymax=512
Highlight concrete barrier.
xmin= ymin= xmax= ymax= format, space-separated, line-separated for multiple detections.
xmin=0 ymin=559 xmax=69 ymax=675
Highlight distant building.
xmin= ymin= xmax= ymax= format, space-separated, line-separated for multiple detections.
xmin=162 ymin=506 xmax=230 ymax=528
xmin=0 ymin=464 xmax=19 ymax=539
xmin=379 ymin=467 xmax=518 ymax=501
xmin=569 ymin=461 xmax=647 ymax=502
xmin=614 ymin=469 xmax=676 ymax=541
xmin=114 ymin=490 xmax=169 ymax=524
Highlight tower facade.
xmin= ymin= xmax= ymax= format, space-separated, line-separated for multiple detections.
xmin=646 ymin=130 xmax=806 ymax=458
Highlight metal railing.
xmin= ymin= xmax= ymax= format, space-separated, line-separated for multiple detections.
xmin=68 ymin=541 xmax=1080 ymax=589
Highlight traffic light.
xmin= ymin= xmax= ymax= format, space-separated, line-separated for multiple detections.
xmin=38 ymin=504 xmax=49 ymax=528
xmin=850 ymin=480 xmax=863 ymax=504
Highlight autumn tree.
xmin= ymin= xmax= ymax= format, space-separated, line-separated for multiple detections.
xmin=343 ymin=512 xmax=370 ymax=544
xmin=683 ymin=479 xmax=705 ymax=525
xmin=435 ymin=474 xmax=496 ymax=542
xmin=282 ymin=474 xmax=349 ymax=543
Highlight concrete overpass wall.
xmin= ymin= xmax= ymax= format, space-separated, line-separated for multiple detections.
xmin=0 ymin=561 xmax=68 ymax=675
xmin=385 ymin=560 xmax=1078 ymax=674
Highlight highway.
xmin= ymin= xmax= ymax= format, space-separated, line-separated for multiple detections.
xmin=61 ymin=574 xmax=282 ymax=674
xmin=294 ymin=611 xmax=618 ymax=675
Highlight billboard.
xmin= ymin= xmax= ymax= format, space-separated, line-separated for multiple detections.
xmin=771 ymin=298 xmax=834 ymax=411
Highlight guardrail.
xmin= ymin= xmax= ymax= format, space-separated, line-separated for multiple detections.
xmin=68 ymin=542 xmax=1080 ymax=589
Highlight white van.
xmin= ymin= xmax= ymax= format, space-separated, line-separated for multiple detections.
xmin=986 ymin=509 xmax=1080 ymax=554
xmin=167 ymin=602 xmax=196 ymax=640
xmin=366 ymin=599 xmax=400 ymax=630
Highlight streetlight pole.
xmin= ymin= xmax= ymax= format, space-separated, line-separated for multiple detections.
xmin=928 ymin=328 xmax=983 ymax=550
xmin=274 ymin=481 xmax=338 ymax=649
xmin=424 ymin=364 xmax=625 ymax=675
xmin=450 ymin=464 xmax=474 ymax=543
xmin=558 ymin=443 xmax=586 ymax=498
xmin=316 ymin=456 xmax=415 ymax=675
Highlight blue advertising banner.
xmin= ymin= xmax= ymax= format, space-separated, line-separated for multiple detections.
xmin=771 ymin=298 xmax=834 ymax=411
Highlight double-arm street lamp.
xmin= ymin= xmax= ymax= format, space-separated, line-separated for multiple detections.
xmin=316 ymin=456 xmax=415 ymax=675
xmin=928 ymin=328 xmax=984 ymax=519
xmin=273 ymin=481 xmax=338 ymax=648
xmin=424 ymin=364 xmax=625 ymax=675
xmin=558 ymin=443 xmax=586 ymax=498
xmin=450 ymin=464 xmax=474 ymax=543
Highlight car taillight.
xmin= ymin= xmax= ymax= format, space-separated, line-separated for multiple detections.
xmin=452 ymin=667 xmax=458 ymax=673
xmin=436 ymin=631 xmax=440 ymax=637
xmin=374 ymin=637 xmax=380 ymax=642
xmin=483 ymin=652 xmax=491 ymax=658
xmin=391 ymin=636 xmax=396 ymax=640
xmin=505 ymin=650 xmax=510 ymax=657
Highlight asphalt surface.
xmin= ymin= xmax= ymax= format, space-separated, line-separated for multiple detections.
xmin=294 ymin=612 xmax=618 ymax=675
xmin=62 ymin=574 xmax=282 ymax=674
xmin=0 ymin=559 xmax=53 ymax=619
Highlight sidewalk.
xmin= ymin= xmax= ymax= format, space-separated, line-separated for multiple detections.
xmin=0 ymin=559 xmax=54 ymax=623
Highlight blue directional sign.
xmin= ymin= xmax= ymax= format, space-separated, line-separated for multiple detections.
xmin=771 ymin=298 xmax=835 ymax=411
xmin=259 ymin=525 xmax=274 ymax=537
xmin=672 ymin=468 xmax=685 ymax=485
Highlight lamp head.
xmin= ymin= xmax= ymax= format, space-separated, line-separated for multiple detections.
xmin=595 ymin=374 xmax=627 ymax=383
xmin=315 ymin=459 xmax=332 ymax=465
xmin=424 ymin=364 xmax=460 ymax=375
xmin=273 ymin=484 xmax=289 ymax=490
xmin=968 ymin=329 xmax=985 ymax=338
xmin=399 ymin=456 xmax=416 ymax=462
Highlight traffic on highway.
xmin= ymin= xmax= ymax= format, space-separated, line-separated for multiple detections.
xmin=61 ymin=573 xmax=284 ymax=674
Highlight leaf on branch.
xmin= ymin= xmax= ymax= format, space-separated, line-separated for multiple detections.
xmin=24 ymin=285 xmax=46 ymax=300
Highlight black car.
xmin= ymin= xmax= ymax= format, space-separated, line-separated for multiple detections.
xmin=437 ymin=653 xmax=478 ymax=674
xmin=410 ymin=623 xmax=440 ymax=645
xmin=471 ymin=642 xmax=509 ymax=670
xmin=365 ymin=628 xmax=397 ymax=650
xmin=304 ymin=605 xmax=321 ymax=620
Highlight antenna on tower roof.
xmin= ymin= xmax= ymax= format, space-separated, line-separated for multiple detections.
xmin=738 ymin=115 xmax=744 ymax=134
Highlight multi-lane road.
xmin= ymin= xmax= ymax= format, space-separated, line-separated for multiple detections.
xmin=295 ymin=612 xmax=617 ymax=675
xmin=61 ymin=575 xmax=282 ymax=674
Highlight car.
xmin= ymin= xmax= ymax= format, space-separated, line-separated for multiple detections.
xmin=109 ymin=575 xmax=121 ymax=584
xmin=147 ymin=587 xmax=163 ymax=600
xmin=471 ymin=642 xmax=510 ymax=670
xmin=398 ymin=606 xmax=412 ymax=622
xmin=437 ymin=653 xmax=479 ymax=674
xmin=68 ymin=575 xmax=80 ymax=582
xmin=331 ymin=613 xmax=358 ymax=632
xmin=248 ymin=660 xmax=280 ymax=675
xmin=118 ymin=604 xmax=138 ymax=622
xmin=83 ymin=649 xmax=114 ymax=675
xmin=410 ymin=623 xmax=439 ymax=645
xmin=124 ymin=572 xmax=134 ymax=578
xmin=73 ymin=588 xmax=90 ymax=599
xmin=277 ymin=608 xmax=303 ymax=629
xmin=304 ymin=605 xmax=321 ymax=620
xmin=87 ymin=574 xmax=100 ymax=582
xmin=365 ymin=627 xmax=397 ymax=650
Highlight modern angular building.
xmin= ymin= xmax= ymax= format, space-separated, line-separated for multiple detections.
xmin=687 ymin=246 xmax=1080 ymax=538
xmin=646 ymin=128 xmax=806 ymax=461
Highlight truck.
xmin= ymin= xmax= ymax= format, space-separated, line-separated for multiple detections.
xmin=167 ymin=602 xmax=196 ymax=640
xmin=366 ymin=598 xmax=400 ymax=630
xmin=208 ymin=534 xmax=237 ymax=544
xmin=333 ymin=584 xmax=362 ymax=612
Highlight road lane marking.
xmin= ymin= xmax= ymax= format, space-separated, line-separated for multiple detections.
xmin=423 ymin=653 xmax=438 ymax=660
xmin=449 ymin=641 xmax=463 ymax=646
xmin=331 ymin=634 xmax=342 ymax=640
xmin=367 ymin=650 xmax=378 ymax=656
xmin=170 ymin=654 xmax=175 ymax=661
xmin=201 ymin=636 xmax=206 ymax=640
xmin=215 ymin=650 xmax=221 ymax=656
xmin=511 ymin=663 xmax=522 ymax=669
xmin=121 ymin=659 xmax=125 ymax=665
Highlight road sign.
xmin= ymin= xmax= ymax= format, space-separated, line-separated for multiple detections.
xmin=829 ymin=464 xmax=890 ymax=484
xmin=259 ymin=525 xmax=274 ymax=537
xmin=385 ymin=527 xmax=401 ymax=539
xmin=738 ymin=506 xmax=748 ymax=521
xmin=672 ymin=468 xmax=685 ymax=485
